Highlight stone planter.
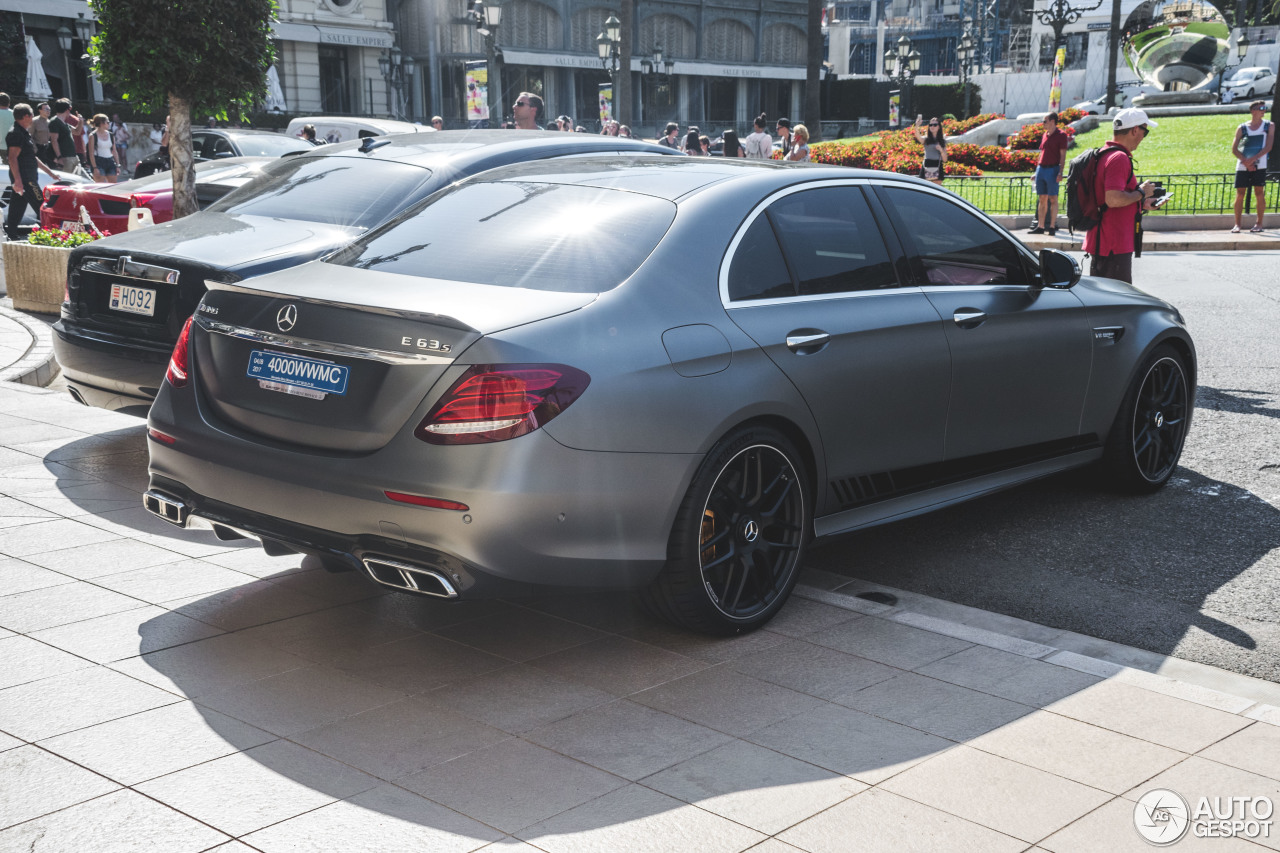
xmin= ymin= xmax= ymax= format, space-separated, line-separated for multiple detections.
xmin=2 ymin=241 xmax=71 ymax=314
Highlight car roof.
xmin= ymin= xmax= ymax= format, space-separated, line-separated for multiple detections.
xmin=197 ymin=128 xmax=295 ymax=138
xmin=462 ymin=155 xmax=923 ymax=202
xmin=287 ymin=129 xmax=674 ymax=170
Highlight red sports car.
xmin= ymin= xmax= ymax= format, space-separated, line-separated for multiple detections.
xmin=40 ymin=157 xmax=273 ymax=235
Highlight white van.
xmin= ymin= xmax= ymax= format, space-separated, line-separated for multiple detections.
xmin=284 ymin=116 xmax=433 ymax=145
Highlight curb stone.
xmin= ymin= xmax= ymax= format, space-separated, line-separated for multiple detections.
xmin=0 ymin=305 xmax=59 ymax=387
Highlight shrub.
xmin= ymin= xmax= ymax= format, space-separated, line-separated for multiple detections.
xmin=809 ymin=116 xmax=1025 ymax=175
xmin=27 ymin=226 xmax=107 ymax=248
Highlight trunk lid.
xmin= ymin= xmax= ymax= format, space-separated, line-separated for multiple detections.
xmin=190 ymin=262 xmax=595 ymax=452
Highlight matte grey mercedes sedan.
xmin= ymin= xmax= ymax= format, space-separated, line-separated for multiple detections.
xmin=144 ymin=156 xmax=1195 ymax=634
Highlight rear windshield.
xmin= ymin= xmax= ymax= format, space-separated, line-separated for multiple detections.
xmin=228 ymin=134 xmax=314 ymax=157
xmin=205 ymin=157 xmax=432 ymax=228
xmin=327 ymin=181 xmax=677 ymax=293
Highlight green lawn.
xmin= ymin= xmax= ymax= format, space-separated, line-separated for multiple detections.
xmin=1068 ymin=113 xmax=1247 ymax=175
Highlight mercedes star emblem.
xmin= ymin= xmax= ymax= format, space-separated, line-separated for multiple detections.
xmin=742 ymin=520 xmax=759 ymax=542
xmin=276 ymin=304 xmax=298 ymax=333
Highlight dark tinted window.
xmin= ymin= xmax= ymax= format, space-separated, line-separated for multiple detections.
xmin=328 ymin=181 xmax=676 ymax=293
xmin=206 ymin=158 xmax=433 ymax=227
xmin=727 ymin=214 xmax=795 ymax=301
xmin=768 ymin=187 xmax=897 ymax=294
xmin=226 ymin=134 xmax=314 ymax=157
xmin=882 ymin=187 xmax=1029 ymax=286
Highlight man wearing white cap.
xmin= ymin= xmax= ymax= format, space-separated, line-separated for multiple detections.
xmin=1083 ymin=107 xmax=1160 ymax=284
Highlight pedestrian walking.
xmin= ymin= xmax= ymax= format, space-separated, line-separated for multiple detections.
xmin=5 ymin=104 xmax=60 ymax=241
xmin=684 ymin=129 xmax=704 ymax=154
xmin=0 ymin=94 xmax=12 ymax=146
xmin=1231 ymin=100 xmax=1273 ymax=233
xmin=786 ymin=124 xmax=811 ymax=161
xmin=73 ymin=111 xmax=90 ymax=170
xmin=618 ymin=125 xmax=632 ymax=138
xmin=89 ymin=114 xmax=122 ymax=183
xmin=913 ymin=116 xmax=947 ymax=184
xmin=1028 ymin=112 xmax=1070 ymax=235
xmin=32 ymin=104 xmax=54 ymax=166
xmin=1082 ymin=108 xmax=1160 ymax=285
xmin=657 ymin=122 xmax=680 ymax=149
xmin=722 ymin=129 xmax=745 ymax=158
xmin=48 ymin=99 xmax=80 ymax=174
xmin=775 ymin=117 xmax=793 ymax=157
xmin=744 ymin=114 xmax=772 ymax=158
xmin=110 ymin=114 xmax=131 ymax=175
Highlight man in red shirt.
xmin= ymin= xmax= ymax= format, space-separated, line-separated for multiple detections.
xmin=1028 ymin=112 xmax=1070 ymax=235
xmin=1082 ymin=108 xmax=1159 ymax=284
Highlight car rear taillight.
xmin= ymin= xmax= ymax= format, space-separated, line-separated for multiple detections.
xmin=415 ymin=364 xmax=589 ymax=445
xmin=130 ymin=192 xmax=158 ymax=208
xmin=44 ymin=188 xmax=59 ymax=204
xmin=166 ymin=317 xmax=193 ymax=388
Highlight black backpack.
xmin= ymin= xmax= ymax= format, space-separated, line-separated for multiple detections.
xmin=1065 ymin=146 xmax=1128 ymax=236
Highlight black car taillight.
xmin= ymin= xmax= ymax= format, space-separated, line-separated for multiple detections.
xmin=414 ymin=364 xmax=589 ymax=445
xmin=166 ymin=317 xmax=193 ymax=388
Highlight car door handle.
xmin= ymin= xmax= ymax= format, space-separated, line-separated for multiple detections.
xmin=953 ymin=310 xmax=986 ymax=328
xmin=786 ymin=332 xmax=830 ymax=353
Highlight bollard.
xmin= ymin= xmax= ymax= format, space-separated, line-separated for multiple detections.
xmin=128 ymin=207 xmax=155 ymax=230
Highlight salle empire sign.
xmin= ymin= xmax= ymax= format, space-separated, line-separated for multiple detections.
xmin=319 ymin=30 xmax=393 ymax=47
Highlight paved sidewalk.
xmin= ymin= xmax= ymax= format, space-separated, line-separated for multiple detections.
xmin=1022 ymin=227 xmax=1280 ymax=253
xmin=0 ymin=382 xmax=1278 ymax=851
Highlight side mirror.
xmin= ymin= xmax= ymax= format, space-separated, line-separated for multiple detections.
xmin=1038 ymin=248 xmax=1081 ymax=289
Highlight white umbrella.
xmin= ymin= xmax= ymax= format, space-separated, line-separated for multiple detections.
xmin=25 ymin=37 xmax=53 ymax=100
xmin=264 ymin=65 xmax=287 ymax=112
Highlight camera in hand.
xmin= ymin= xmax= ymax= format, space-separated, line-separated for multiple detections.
xmin=1149 ymin=181 xmax=1166 ymax=200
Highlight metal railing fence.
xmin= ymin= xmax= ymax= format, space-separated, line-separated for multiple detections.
xmin=948 ymin=173 xmax=1280 ymax=216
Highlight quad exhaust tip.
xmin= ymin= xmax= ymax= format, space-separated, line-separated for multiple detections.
xmin=362 ymin=557 xmax=459 ymax=599
xmin=143 ymin=489 xmax=189 ymax=526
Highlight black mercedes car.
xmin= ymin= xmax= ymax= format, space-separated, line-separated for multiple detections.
xmin=53 ymin=131 xmax=674 ymax=415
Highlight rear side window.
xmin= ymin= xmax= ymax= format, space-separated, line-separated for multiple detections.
xmin=206 ymin=158 xmax=432 ymax=228
xmin=329 ymin=182 xmax=675 ymax=293
xmin=727 ymin=214 xmax=795 ymax=301
xmin=881 ymin=187 xmax=1030 ymax=286
xmin=768 ymin=187 xmax=898 ymax=295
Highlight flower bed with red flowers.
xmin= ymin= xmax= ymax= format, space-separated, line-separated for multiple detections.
xmin=808 ymin=115 xmax=1032 ymax=176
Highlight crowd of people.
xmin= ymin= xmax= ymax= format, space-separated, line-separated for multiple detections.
xmin=0 ymin=95 xmax=130 ymax=185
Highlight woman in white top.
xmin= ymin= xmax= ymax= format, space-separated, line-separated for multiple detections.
xmin=744 ymin=113 xmax=773 ymax=159
xmin=90 ymin=113 xmax=121 ymax=183
xmin=786 ymin=124 xmax=811 ymax=162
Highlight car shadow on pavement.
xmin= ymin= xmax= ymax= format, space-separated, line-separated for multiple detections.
xmin=808 ymin=464 xmax=1280 ymax=682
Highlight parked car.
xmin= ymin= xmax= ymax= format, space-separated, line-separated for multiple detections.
xmin=40 ymin=158 xmax=273 ymax=235
xmin=53 ymin=131 xmax=675 ymax=415
xmin=132 ymin=128 xmax=313 ymax=178
xmin=0 ymin=168 xmax=89 ymax=232
xmin=1220 ymin=67 xmax=1276 ymax=102
xmin=284 ymin=116 xmax=430 ymax=145
xmin=143 ymin=157 xmax=1196 ymax=634
xmin=1071 ymin=83 xmax=1159 ymax=114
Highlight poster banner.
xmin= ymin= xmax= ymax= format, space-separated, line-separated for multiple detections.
xmin=889 ymin=90 xmax=900 ymax=128
xmin=598 ymin=83 xmax=613 ymax=125
xmin=465 ymin=60 xmax=489 ymax=123
xmin=1048 ymin=47 xmax=1066 ymax=112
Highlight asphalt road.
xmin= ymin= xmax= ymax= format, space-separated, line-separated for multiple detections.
xmin=809 ymin=250 xmax=1280 ymax=683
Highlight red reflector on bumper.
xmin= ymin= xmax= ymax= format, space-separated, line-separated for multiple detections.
xmin=147 ymin=428 xmax=176 ymax=445
xmin=384 ymin=491 xmax=469 ymax=511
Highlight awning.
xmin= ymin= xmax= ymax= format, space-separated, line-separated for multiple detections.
xmin=4 ymin=0 xmax=93 ymax=18
xmin=499 ymin=48 xmax=806 ymax=80
xmin=271 ymin=21 xmax=394 ymax=49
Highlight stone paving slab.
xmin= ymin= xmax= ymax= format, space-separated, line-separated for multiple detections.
xmin=0 ymin=381 xmax=1277 ymax=851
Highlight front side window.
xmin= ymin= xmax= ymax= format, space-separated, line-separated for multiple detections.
xmin=767 ymin=186 xmax=897 ymax=295
xmin=881 ymin=187 xmax=1030 ymax=287
xmin=328 ymin=181 xmax=676 ymax=293
xmin=206 ymin=158 xmax=433 ymax=228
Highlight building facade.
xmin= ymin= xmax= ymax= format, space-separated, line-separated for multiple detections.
xmin=397 ymin=0 xmax=810 ymax=134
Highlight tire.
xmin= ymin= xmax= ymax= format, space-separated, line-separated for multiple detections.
xmin=640 ymin=425 xmax=810 ymax=635
xmin=1100 ymin=344 xmax=1191 ymax=493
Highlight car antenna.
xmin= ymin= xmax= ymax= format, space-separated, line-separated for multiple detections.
xmin=360 ymin=136 xmax=392 ymax=153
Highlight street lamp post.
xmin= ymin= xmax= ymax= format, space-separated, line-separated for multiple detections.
xmin=639 ymin=46 xmax=674 ymax=131
xmin=1034 ymin=0 xmax=1104 ymax=77
xmin=886 ymin=35 xmax=921 ymax=121
xmin=1218 ymin=29 xmax=1250 ymax=103
xmin=957 ymin=22 xmax=976 ymax=118
xmin=597 ymin=14 xmax=622 ymax=126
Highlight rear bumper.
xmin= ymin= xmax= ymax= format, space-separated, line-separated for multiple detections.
xmin=53 ymin=320 xmax=168 ymax=415
xmin=146 ymin=381 xmax=699 ymax=594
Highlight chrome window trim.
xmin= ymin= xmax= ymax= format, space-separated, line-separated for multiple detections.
xmin=719 ymin=178 xmax=918 ymax=309
xmin=195 ymin=315 xmax=452 ymax=365
xmin=79 ymin=256 xmax=180 ymax=285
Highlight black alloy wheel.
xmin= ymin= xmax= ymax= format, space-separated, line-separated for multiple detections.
xmin=642 ymin=426 xmax=809 ymax=634
xmin=1103 ymin=344 xmax=1190 ymax=492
